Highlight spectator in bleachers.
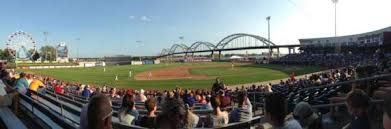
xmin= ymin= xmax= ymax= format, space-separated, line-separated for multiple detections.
xmin=207 ymin=96 xmax=229 ymax=127
xmin=202 ymin=96 xmax=213 ymax=110
xmin=26 ymin=74 xmax=33 ymax=85
xmin=184 ymin=103 xmax=199 ymax=128
xmin=119 ymin=94 xmax=139 ymax=125
xmin=87 ymin=93 xmax=113 ymax=129
xmin=80 ymin=91 xmax=101 ymax=129
xmin=82 ymin=85 xmax=91 ymax=97
xmin=199 ymin=94 xmax=207 ymax=104
xmin=263 ymin=92 xmax=302 ymax=129
xmin=293 ymin=102 xmax=322 ymax=129
xmin=0 ymin=70 xmax=19 ymax=109
xmin=15 ymin=72 xmax=29 ymax=95
xmin=29 ymin=76 xmax=45 ymax=92
xmin=0 ymin=70 xmax=13 ymax=95
xmin=383 ymin=92 xmax=391 ymax=129
xmin=109 ymin=88 xmax=120 ymax=99
xmin=343 ymin=89 xmax=371 ymax=129
xmin=54 ymin=82 xmax=64 ymax=94
xmin=212 ymin=77 xmax=224 ymax=95
xmin=184 ymin=90 xmax=196 ymax=108
xmin=229 ymin=90 xmax=252 ymax=123
xmin=102 ymin=85 xmax=108 ymax=93
xmin=138 ymin=98 xmax=157 ymax=128
xmin=218 ymin=90 xmax=231 ymax=109
xmin=136 ymin=89 xmax=147 ymax=102
xmin=157 ymin=98 xmax=187 ymax=129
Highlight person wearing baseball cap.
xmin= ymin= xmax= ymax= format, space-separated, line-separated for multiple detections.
xmin=293 ymin=102 xmax=322 ymax=129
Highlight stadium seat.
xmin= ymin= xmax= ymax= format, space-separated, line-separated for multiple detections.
xmin=0 ymin=107 xmax=28 ymax=129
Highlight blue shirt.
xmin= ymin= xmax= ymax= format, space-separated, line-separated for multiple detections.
xmin=128 ymin=109 xmax=139 ymax=121
xmin=15 ymin=78 xmax=29 ymax=94
xmin=81 ymin=89 xmax=91 ymax=97
xmin=184 ymin=96 xmax=196 ymax=107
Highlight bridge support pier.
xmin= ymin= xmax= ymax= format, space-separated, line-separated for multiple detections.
xmin=184 ymin=53 xmax=188 ymax=62
xmin=277 ymin=48 xmax=280 ymax=58
xmin=218 ymin=51 xmax=221 ymax=61
xmin=191 ymin=52 xmax=194 ymax=62
xmin=211 ymin=51 xmax=214 ymax=60
xmin=288 ymin=47 xmax=292 ymax=54
xmin=292 ymin=47 xmax=296 ymax=54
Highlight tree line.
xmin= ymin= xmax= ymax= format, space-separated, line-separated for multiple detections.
xmin=0 ymin=45 xmax=57 ymax=62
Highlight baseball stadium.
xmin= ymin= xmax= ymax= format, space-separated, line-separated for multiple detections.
xmin=0 ymin=0 xmax=390 ymax=129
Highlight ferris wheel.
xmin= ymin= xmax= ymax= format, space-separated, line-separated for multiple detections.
xmin=6 ymin=31 xmax=37 ymax=60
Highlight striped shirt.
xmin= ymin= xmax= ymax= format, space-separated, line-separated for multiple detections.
xmin=229 ymin=98 xmax=253 ymax=123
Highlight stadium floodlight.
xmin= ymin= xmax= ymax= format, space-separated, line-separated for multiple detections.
xmin=331 ymin=0 xmax=339 ymax=52
xmin=266 ymin=16 xmax=271 ymax=41
xmin=266 ymin=16 xmax=272 ymax=59
xmin=331 ymin=0 xmax=338 ymax=37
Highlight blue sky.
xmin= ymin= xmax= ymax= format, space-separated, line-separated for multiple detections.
xmin=1 ymin=0 xmax=390 ymax=57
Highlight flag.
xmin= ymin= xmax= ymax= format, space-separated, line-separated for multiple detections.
xmin=266 ymin=16 xmax=271 ymax=20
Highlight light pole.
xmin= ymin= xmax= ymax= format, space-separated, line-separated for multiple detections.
xmin=266 ymin=16 xmax=271 ymax=41
xmin=72 ymin=38 xmax=81 ymax=60
xmin=135 ymin=40 xmax=144 ymax=62
xmin=266 ymin=16 xmax=271 ymax=59
xmin=332 ymin=0 xmax=339 ymax=52
xmin=43 ymin=31 xmax=49 ymax=61
xmin=332 ymin=0 xmax=337 ymax=37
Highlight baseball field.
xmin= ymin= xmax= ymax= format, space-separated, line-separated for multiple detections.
xmin=19 ymin=62 xmax=324 ymax=89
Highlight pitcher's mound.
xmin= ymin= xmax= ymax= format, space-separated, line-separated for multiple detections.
xmin=134 ymin=66 xmax=212 ymax=80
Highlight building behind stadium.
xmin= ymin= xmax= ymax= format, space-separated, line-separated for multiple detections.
xmin=299 ymin=26 xmax=391 ymax=53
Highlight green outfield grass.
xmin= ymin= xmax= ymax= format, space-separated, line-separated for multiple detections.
xmin=19 ymin=62 xmax=324 ymax=89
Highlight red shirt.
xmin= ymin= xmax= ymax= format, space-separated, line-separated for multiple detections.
xmin=54 ymin=85 xmax=63 ymax=94
xmin=290 ymin=74 xmax=296 ymax=81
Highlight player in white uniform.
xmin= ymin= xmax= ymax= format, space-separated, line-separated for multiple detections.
xmin=148 ymin=71 xmax=152 ymax=80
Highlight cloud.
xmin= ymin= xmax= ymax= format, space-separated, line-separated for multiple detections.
xmin=140 ymin=16 xmax=152 ymax=22
xmin=128 ymin=15 xmax=135 ymax=20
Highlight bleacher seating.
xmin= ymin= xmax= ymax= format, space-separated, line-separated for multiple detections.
xmin=0 ymin=107 xmax=28 ymax=129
